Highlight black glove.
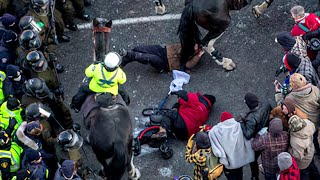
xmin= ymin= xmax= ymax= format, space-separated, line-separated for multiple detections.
xmin=170 ymin=91 xmax=177 ymax=95
xmin=48 ymin=53 xmax=57 ymax=62
xmin=302 ymin=29 xmax=320 ymax=41
xmin=8 ymin=117 xmax=17 ymax=129
xmin=275 ymin=65 xmax=287 ymax=77
xmin=53 ymin=87 xmax=64 ymax=96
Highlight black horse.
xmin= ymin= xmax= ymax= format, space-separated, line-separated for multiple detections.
xmin=177 ymin=0 xmax=252 ymax=68
xmin=78 ymin=18 xmax=140 ymax=180
xmin=81 ymin=94 xmax=140 ymax=180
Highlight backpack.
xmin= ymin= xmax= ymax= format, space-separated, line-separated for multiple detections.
xmin=205 ymin=151 xmax=223 ymax=180
xmin=298 ymin=23 xmax=320 ymax=51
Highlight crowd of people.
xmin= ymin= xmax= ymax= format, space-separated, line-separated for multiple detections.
xmin=0 ymin=0 xmax=94 ymax=179
xmin=183 ymin=5 xmax=320 ymax=180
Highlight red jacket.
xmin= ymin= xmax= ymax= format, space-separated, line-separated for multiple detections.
xmin=291 ymin=13 xmax=320 ymax=59
xmin=279 ymin=157 xmax=300 ymax=180
xmin=178 ymin=92 xmax=212 ymax=137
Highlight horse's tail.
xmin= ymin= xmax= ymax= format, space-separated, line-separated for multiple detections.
xmin=177 ymin=2 xmax=201 ymax=64
xmin=108 ymin=140 xmax=129 ymax=179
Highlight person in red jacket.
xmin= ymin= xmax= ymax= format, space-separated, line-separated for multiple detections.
xmin=150 ymin=90 xmax=216 ymax=140
xmin=290 ymin=5 xmax=320 ymax=64
xmin=277 ymin=152 xmax=300 ymax=180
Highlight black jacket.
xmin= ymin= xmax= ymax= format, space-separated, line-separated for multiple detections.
xmin=240 ymin=101 xmax=272 ymax=140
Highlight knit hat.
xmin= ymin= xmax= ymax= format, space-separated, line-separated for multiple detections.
xmin=26 ymin=121 xmax=42 ymax=135
xmin=281 ymin=97 xmax=296 ymax=115
xmin=284 ymin=53 xmax=301 ymax=72
xmin=290 ymin=73 xmax=307 ymax=89
xmin=194 ymin=132 xmax=211 ymax=149
xmin=6 ymin=97 xmax=20 ymax=111
xmin=276 ymin=31 xmax=296 ymax=51
xmin=288 ymin=115 xmax=307 ymax=132
xmin=96 ymin=93 xmax=115 ymax=107
xmin=6 ymin=65 xmax=20 ymax=78
xmin=220 ymin=111 xmax=233 ymax=122
xmin=61 ymin=160 xmax=76 ymax=179
xmin=25 ymin=148 xmax=41 ymax=163
xmin=1 ymin=13 xmax=16 ymax=29
xmin=278 ymin=152 xmax=293 ymax=171
xmin=244 ymin=93 xmax=259 ymax=110
xmin=203 ymin=94 xmax=216 ymax=105
xmin=269 ymin=118 xmax=283 ymax=137
xmin=2 ymin=30 xmax=17 ymax=44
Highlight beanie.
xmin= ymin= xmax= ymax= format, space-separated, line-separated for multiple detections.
xmin=269 ymin=118 xmax=283 ymax=137
xmin=6 ymin=65 xmax=20 ymax=78
xmin=290 ymin=73 xmax=307 ymax=89
xmin=26 ymin=121 xmax=42 ymax=135
xmin=6 ymin=97 xmax=20 ymax=111
xmin=25 ymin=148 xmax=41 ymax=163
xmin=220 ymin=111 xmax=233 ymax=122
xmin=278 ymin=152 xmax=293 ymax=171
xmin=1 ymin=13 xmax=16 ymax=29
xmin=244 ymin=93 xmax=259 ymax=110
xmin=194 ymin=132 xmax=211 ymax=149
xmin=276 ymin=31 xmax=296 ymax=51
xmin=203 ymin=94 xmax=216 ymax=106
xmin=285 ymin=53 xmax=301 ymax=72
xmin=281 ymin=97 xmax=296 ymax=115
xmin=61 ymin=160 xmax=76 ymax=179
xmin=2 ymin=30 xmax=17 ymax=44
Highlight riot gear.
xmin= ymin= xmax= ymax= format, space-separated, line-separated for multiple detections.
xmin=25 ymin=50 xmax=48 ymax=72
xmin=103 ymin=52 xmax=122 ymax=72
xmin=19 ymin=16 xmax=42 ymax=33
xmin=23 ymin=78 xmax=50 ymax=99
xmin=58 ymin=129 xmax=83 ymax=151
xmin=31 ymin=0 xmax=50 ymax=16
xmin=19 ymin=30 xmax=42 ymax=50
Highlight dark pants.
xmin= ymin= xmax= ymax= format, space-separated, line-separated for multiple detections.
xmin=158 ymin=109 xmax=188 ymax=140
xmin=71 ymin=83 xmax=130 ymax=110
xmin=224 ymin=167 xmax=243 ymax=180
xmin=314 ymin=129 xmax=320 ymax=156
xmin=264 ymin=172 xmax=277 ymax=180
xmin=300 ymin=159 xmax=320 ymax=180
xmin=122 ymin=45 xmax=168 ymax=71
xmin=250 ymin=151 xmax=261 ymax=179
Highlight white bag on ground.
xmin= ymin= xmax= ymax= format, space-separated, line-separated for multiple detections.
xmin=169 ymin=70 xmax=190 ymax=93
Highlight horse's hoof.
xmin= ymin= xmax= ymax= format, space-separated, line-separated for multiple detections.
xmin=252 ymin=6 xmax=262 ymax=18
xmin=129 ymin=168 xmax=141 ymax=180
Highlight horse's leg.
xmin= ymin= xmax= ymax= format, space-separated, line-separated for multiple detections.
xmin=203 ymin=32 xmax=224 ymax=55
xmin=155 ymin=0 xmax=166 ymax=15
xmin=252 ymin=0 xmax=274 ymax=18
xmin=128 ymin=156 xmax=141 ymax=180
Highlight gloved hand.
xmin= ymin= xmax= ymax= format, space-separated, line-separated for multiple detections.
xmin=302 ymin=29 xmax=320 ymax=41
xmin=53 ymin=87 xmax=64 ymax=96
xmin=8 ymin=117 xmax=17 ymax=129
xmin=170 ymin=91 xmax=177 ymax=95
xmin=48 ymin=53 xmax=57 ymax=62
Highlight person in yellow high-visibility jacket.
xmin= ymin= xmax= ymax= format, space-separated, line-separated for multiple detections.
xmin=0 ymin=71 xmax=6 ymax=105
xmin=0 ymin=131 xmax=23 ymax=180
xmin=71 ymin=52 xmax=130 ymax=111
xmin=0 ymin=97 xmax=23 ymax=137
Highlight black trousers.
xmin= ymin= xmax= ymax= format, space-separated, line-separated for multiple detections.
xmin=250 ymin=151 xmax=261 ymax=179
xmin=122 ymin=45 xmax=168 ymax=71
xmin=224 ymin=167 xmax=243 ymax=180
xmin=159 ymin=109 xmax=188 ymax=140
xmin=300 ymin=159 xmax=320 ymax=180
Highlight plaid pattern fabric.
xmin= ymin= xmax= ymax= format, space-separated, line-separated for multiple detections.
xmin=252 ymin=132 xmax=289 ymax=174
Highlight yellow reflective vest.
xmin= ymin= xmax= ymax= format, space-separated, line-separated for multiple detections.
xmin=85 ymin=63 xmax=126 ymax=95
xmin=0 ymin=71 xmax=6 ymax=105
xmin=0 ymin=142 xmax=23 ymax=173
xmin=0 ymin=102 xmax=23 ymax=132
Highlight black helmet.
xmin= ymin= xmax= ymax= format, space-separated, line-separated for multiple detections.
xmin=58 ymin=130 xmax=83 ymax=151
xmin=19 ymin=16 xmax=42 ymax=33
xmin=25 ymin=50 xmax=48 ymax=72
xmin=19 ymin=30 xmax=42 ymax=50
xmin=25 ymin=102 xmax=51 ymax=122
xmin=23 ymin=78 xmax=50 ymax=99
xmin=31 ymin=0 xmax=49 ymax=16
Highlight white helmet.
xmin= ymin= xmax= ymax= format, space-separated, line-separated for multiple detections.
xmin=103 ymin=52 xmax=122 ymax=71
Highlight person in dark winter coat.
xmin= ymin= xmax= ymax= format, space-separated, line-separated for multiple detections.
xmin=22 ymin=148 xmax=49 ymax=180
xmin=150 ymin=90 xmax=216 ymax=140
xmin=54 ymin=160 xmax=81 ymax=180
xmin=238 ymin=93 xmax=272 ymax=180
xmin=3 ymin=64 xmax=26 ymax=100
xmin=0 ymin=30 xmax=18 ymax=71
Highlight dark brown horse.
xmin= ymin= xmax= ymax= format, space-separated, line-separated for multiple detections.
xmin=177 ymin=0 xmax=253 ymax=69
